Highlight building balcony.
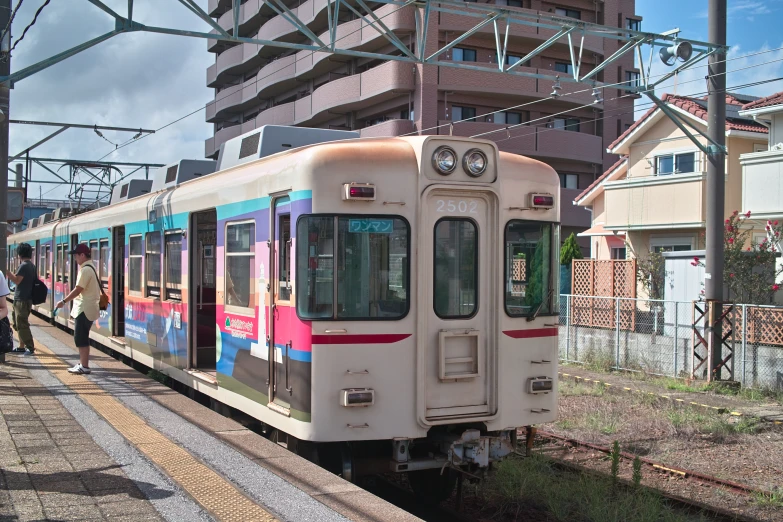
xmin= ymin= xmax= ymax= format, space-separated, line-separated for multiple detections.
xmin=741 ymin=149 xmax=783 ymax=219
xmin=604 ymin=172 xmax=706 ymax=230
xmin=205 ymin=60 xmax=415 ymax=157
xmin=439 ymin=121 xmax=602 ymax=165
xmin=561 ymin=188 xmax=592 ymax=229
xmin=205 ymin=124 xmax=243 ymax=158
xmin=207 ymin=2 xmax=416 ymax=89
xmin=359 ymin=119 xmax=415 ymax=138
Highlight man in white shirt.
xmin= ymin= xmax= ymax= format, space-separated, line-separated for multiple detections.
xmin=55 ymin=244 xmax=101 ymax=375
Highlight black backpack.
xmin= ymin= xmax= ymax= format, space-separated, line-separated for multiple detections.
xmin=31 ymin=278 xmax=48 ymax=305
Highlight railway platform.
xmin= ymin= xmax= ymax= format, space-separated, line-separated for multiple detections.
xmin=0 ymin=318 xmax=420 ymax=522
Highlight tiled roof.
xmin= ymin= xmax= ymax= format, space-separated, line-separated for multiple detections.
xmin=741 ymin=90 xmax=783 ymax=111
xmin=574 ymin=156 xmax=627 ymax=204
xmin=607 ymin=93 xmax=768 ymax=152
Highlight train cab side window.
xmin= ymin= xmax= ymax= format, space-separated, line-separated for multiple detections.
xmin=504 ymin=221 xmax=555 ymax=317
xmin=434 ymin=219 xmax=478 ymax=318
xmin=99 ymin=239 xmax=109 ymax=290
xmin=129 ymin=235 xmax=143 ymax=294
xmin=165 ymin=232 xmax=183 ymax=301
xmin=278 ymin=216 xmax=291 ymax=301
xmin=225 ymin=222 xmax=255 ymax=310
xmin=146 ymin=233 xmax=162 ymax=298
xmin=296 ymin=215 xmax=410 ymax=320
xmin=63 ymin=244 xmax=70 ymax=284
xmin=56 ymin=245 xmax=63 ymax=283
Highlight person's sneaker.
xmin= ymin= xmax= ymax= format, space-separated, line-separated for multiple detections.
xmin=67 ymin=364 xmax=91 ymax=375
xmin=12 ymin=346 xmax=25 ymax=353
xmin=23 ymin=349 xmax=35 ymax=357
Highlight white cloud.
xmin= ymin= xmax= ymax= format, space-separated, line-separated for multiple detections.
xmin=8 ymin=0 xmax=214 ymax=201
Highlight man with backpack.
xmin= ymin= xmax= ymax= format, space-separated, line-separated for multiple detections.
xmin=5 ymin=242 xmax=37 ymax=356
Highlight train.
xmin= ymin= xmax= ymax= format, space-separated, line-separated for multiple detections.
xmin=7 ymin=126 xmax=560 ymax=501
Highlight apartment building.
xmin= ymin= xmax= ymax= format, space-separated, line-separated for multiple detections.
xmin=205 ymin=0 xmax=640 ymax=243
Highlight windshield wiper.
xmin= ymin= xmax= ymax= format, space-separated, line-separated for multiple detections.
xmin=527 ymin=286 xmax=555 ymax=322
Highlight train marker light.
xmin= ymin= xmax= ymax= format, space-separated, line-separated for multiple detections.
xmin=527 ymin=377 xmax=553 ymax=394
xmin=343 ymin=183 xmax=376 ymax=201
xmin=463 ymin=149 xmax=487 ymax=177
xmin=529 ymin=193 xmax=554 ymax=209
xmin=432 ymin=146 xmax=457 ymax=174
xmin=340 ymin=388 xmax=375 ymax=407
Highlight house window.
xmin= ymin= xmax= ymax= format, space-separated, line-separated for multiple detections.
xmin=625 ymin=71 xmax=641 ymax=89
xmin=225 ymin=221 xmax=255 ymax=310
xmin=452 ymin=47 xmax=477 ymax=62
xmin=753 ymin=143 xmax=767 ymax=152
xmin=552 ymin=117 xmax=580 ymax=132
xmin=626 ymin=18 xmax=641 ymax=32
xmin=129 ymin=235 xmax=143 ymax=294
xmin=146 ymin=232 xmax=162 ymax=298
xmin=555 ymin=7 xmax=580 ymax=19
xmin=656 ymin=152 xmax=696 ymax=175
xmin=651 ymin=236 xmax=693 ymax=253
xmin=559 ymin=173 xmax=578 ymax=189
xmin=452 ymin=105 xmax=477 ymax=122
xmin=611 ymin=247 xmax=627 ymax=260
xmin=555 ymin=62 xmax=573 ymax=75
xmin=493 ymin=111 xmax=524 ymax=125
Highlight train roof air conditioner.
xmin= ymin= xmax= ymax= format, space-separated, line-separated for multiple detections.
xmin=52 ymin=208 xmax=71 ymax=220
xmin=151 ymin=159 xmax=218 ymax=192
xmin=27 ymin=218 xmax=37 ymax=229
xmin=216 ymin=125 xmax=359 ymax=171
xmin=110 ymin=179 xmax=153 ymax=205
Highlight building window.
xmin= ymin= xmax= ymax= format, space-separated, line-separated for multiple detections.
xmin=626 ymin=18 xmax=641 ymax=32
xmin=559 ymin=173 xmax=578 ymax=189
xmin=495 ymin=53 xmax=530 ymax=67
xmin=656 ymin=152 xmax=696 ymax=175
xmin=296 ymin=215 xmax=410 ymax=320
xmin=452 ymin=47 xmax=477 ymax=62
xmin=555 ymin=7 xmax=580 ymax=19
xmin=651 ymin=236 xmax=693 ymax=253
xmin=625 ymin=70 xmax=641 ymax=89
xmin=165 ymin=232 xmax=183 ymax=301
xmin=452 ymin=105 xmax=477 ymax=122
xmin=555 ymin=62 xmax=573 ymax=75
xmin=434 ymin=219 xmax=478 ymax=319
xmin=129 ymin=235 xmax=142 ymax=294
xmin=493 ymin=111 xmax=524 ymax=125
xmin=99 ymin=239 xmax=109 ymax=291
xmin=505 ymin=221 xmax=554 ymax=317
xmin=401 ymin=109 xmax=415 ymax=121
xmin=611 ymin=247 xmax=627 ymax=260
xmin=146 ymin=233 xmax=161 ymax=298
xmin=225 ymin=222 xmax=255 ymax=310
xmin=552 ymin=117 xmax=580 ymax=132
xmin=506 ymin=0 xmax=523 ymax=6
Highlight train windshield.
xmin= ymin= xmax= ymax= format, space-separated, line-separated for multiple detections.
xmin=296 ymin=215 xmax=409 ymax=320
xmin=504 ymin=221 xmax=557 ymax=317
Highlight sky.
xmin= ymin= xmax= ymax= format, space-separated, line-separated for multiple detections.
xmin=6 ymin=1 xmax=783 ymax=203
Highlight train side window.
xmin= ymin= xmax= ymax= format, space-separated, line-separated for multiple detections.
xmin=146 ymin=233 xmax=162 ymax=298
xmin=225 ymin=221 xmax=255 ymax=311
xmin=165 ymin=231 xmax=183 ymax=301
xmin=278 ymin=216 xmax=291 ymax=301
xmin=39 ymin=246 xmax=46 ymax=279
xmin=99 ymin=239 xmax=109 ymax=290
xmin=63 ymin=244 xmax=70 ymax=284
xmin=90 ymin=241 xmax=99 ymax=275
xmin=129 ymin=235 xmax=143 ymax=294
xmin=56 ymin=245 xmax=62 ymax=282
xmin=296 ymin=217 xmax=334 ymax=319
xmin=504 ymin=221 xmax=555 ymax=317
xmin=434 ymin=219 xmax=478 ymax=319
xmin=296 ymin=215 xmax=410 ymax=320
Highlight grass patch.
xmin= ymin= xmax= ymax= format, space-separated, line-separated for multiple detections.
xmin=667 ymin=407 xmax=761 ymax=439
xmin=584 ymin=411 xmax=622 ymax=435
xmin=651 ymin=377 xmax=708 ymax=393
xmin=752 ymin=489 xmax=783 ymax=508
xmin=560 ymin=380 xmax=606 ymax=397
xmin=482 ymin=454 xmax=697 ymax=522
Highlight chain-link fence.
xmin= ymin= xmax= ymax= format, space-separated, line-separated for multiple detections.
xmin=558 ymin=295 xmax=783 ymax=391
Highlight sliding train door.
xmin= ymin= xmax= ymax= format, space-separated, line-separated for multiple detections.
xmin=112 ymin=226 xmax=125 ymax=338
xmin=189 ymin=209 xmax=217 ymax=370
xmin=268 ymin=195 xmax=293 ymax=412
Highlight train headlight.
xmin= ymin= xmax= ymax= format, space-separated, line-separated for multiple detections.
xmin=462 ymin=149 xmax=487 ymax=177
xmin=432 ymin=146 xmax=457 ymax=175
xmin=527 ymin=377 xmax=553 ymax=394
xmin=340 ymin=388 xmax=375 ymax=407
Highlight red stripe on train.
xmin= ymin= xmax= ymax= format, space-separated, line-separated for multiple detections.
xmin=502 ymin=328 xmax=558 ymax=339
xmin=311 ymin=334 xmax=412 ymax=345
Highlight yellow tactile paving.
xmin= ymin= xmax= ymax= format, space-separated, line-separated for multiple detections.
xmin=30 ymin=341 xmax=277 ymax=522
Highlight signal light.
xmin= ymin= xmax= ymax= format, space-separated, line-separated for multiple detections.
xmin=343 ymin=183 xmax=376 ymax=201
xmin=527 ymin=377 xmax=553 ymax=394
xmin=530 ymin=193 xmax=554 ymax=209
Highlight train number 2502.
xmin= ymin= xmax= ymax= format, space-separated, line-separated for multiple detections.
xmin=435 ymin=199 xmax=478 ymax=214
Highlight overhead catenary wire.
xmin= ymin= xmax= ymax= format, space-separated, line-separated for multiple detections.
xmin=2 ymin=0 xmax=51 ymax=59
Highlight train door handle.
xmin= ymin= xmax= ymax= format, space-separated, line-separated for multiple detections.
xmin=285 ymin=341 xmax=293 ymax=395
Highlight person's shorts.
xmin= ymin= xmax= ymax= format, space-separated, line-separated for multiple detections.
xmin=73 ymin=313 xmax=92 ymax=347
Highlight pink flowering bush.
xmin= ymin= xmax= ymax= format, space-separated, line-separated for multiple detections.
xmin=693 ymin=211 xmax=783 ymax=304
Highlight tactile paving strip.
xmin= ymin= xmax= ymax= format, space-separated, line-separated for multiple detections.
xmin=32 ymin=343 xmax=277 ymax=522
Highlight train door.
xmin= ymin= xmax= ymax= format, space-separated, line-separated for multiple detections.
xmin=189 ymin=209 xmax=217 ymax=370
xmin=421 ymin=189 xmax=497 ymax=420
xmin=269 ymin=195 xmax=292 ymax=411
xmin=113 ymin=226 xmax=125 ymax=338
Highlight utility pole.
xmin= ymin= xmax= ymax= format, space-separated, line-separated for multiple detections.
xmin=706 ymin=0 xmax=727 ymax=380
xmin=0 ymin=0 xmax=10 ymax=274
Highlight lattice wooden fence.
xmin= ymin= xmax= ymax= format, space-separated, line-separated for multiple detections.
xmin=570 ymin=259 xmax=637 ymax=330
xmin=725 ymin=306 xmax=783 ymax=347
